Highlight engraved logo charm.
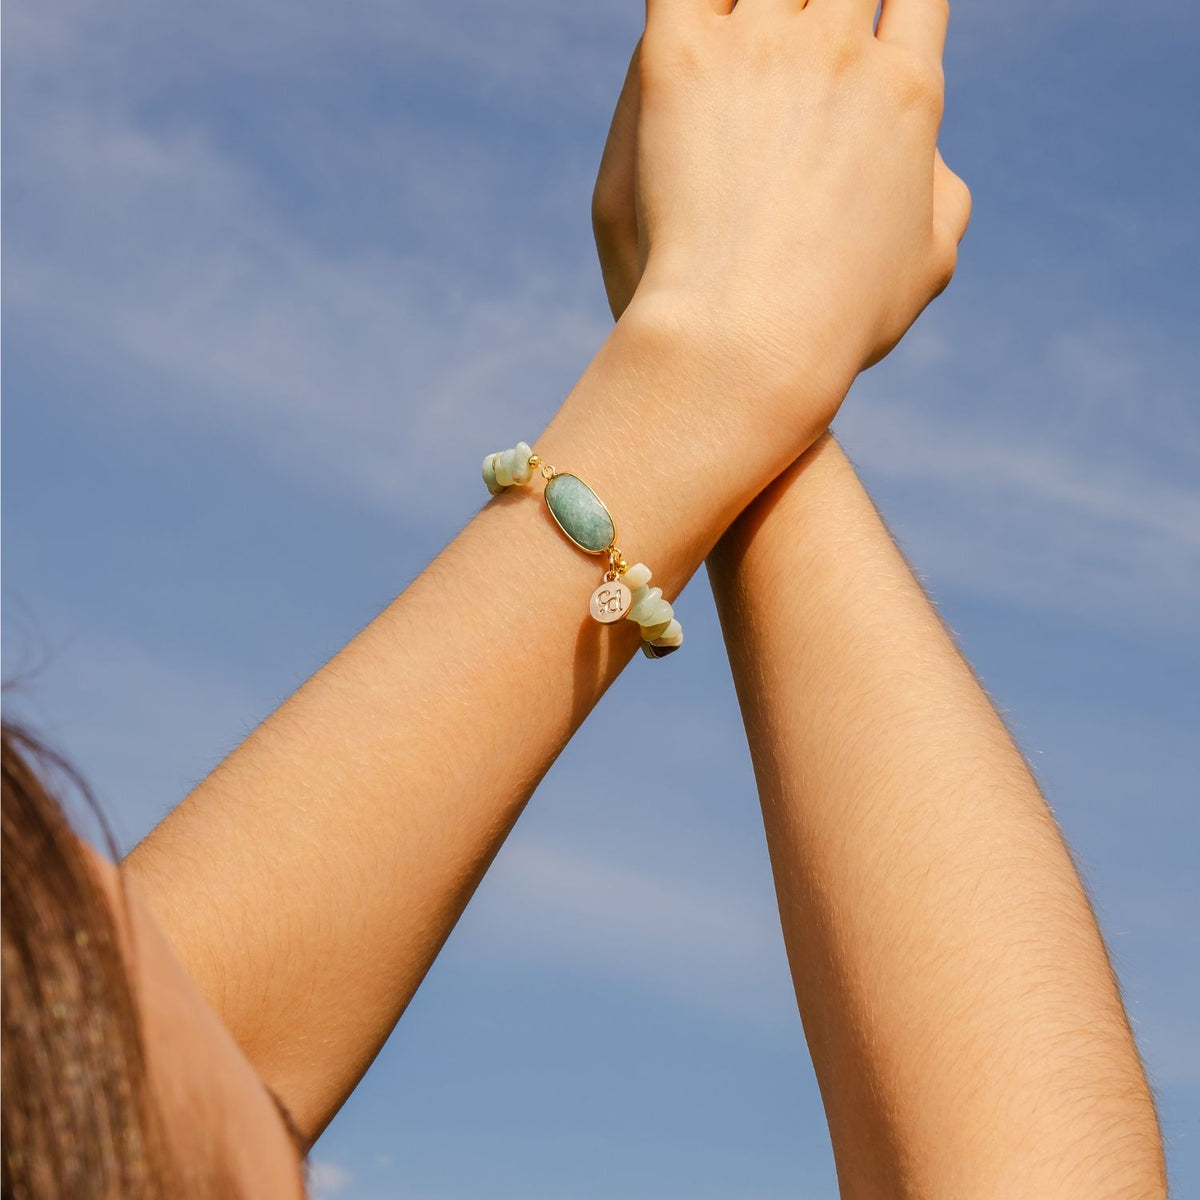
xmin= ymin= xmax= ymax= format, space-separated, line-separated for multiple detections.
xmin=589 ymin=580 xmax=631 ymax=624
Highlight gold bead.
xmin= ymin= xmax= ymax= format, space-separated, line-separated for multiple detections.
xmin=528 ymin=453 xmax=541 ymax=468
xmin=617 ymin=557 xmax=629 ymax=573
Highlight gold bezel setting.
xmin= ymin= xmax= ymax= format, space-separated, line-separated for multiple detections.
xmin=542 ymin=470 xmax=619 ymax=556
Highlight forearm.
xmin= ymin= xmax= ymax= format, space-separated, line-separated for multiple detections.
xmin=122 ymin=303 xmax=828 ymax=1144
xmin=707 ymin=434 xmax=1165 ymax=1198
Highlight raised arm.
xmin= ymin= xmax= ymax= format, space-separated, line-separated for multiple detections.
xmin=590 ymin=14 xmax=1166 ymax=1197
xmin=122 ymin=310 xmax=781 ymax=1144
xmin=123 ymin=0 xmax=959 ymax=1145
xmin=707 ymin=437 xmax=1167 ymax=1198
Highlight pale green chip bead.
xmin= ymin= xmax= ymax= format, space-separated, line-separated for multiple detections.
xmin=494 ymin=447 xmax=517 ymax=487
xmin=628 ymin=585 xmax=663 ymax=625
xmin=643 ymin=598 xmax=673 ymax=628
xmin=511 ymin=441 xmax=534 ymax=485
xmin=623 ymin=562 xmax=652 ymax=590
xmin=482 ymin=453 xmax=504 ymax=495
xmin=640 ymin=618 xmax=672 ymax=642
xmin=650 ymin=619 xmax=683 ymax=648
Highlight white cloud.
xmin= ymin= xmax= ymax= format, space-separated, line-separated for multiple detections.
xmin=4 ymin=0 xmax=638 ymax=114
xmin=6 ymin=4 xmax=1193 ymax=1191
xmin=6 ymin=0 xmax=1196 ymax=641
xmin=309 ymin=1159 xmax=354 ymax=1197
xmin=835 ymin=300 xmax=1200 ymax=635
xmin=6 ymin=94 xmax=608 ymax=507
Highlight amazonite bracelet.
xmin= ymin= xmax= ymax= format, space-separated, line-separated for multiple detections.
xmin=482 ymin=441 xmax=684 ymax=659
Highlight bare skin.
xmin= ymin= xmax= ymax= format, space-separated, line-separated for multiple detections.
xmin=591 ymin=21 xmax=1167 ymax=1200
xmin=84 ymin=844 xmax=308 ymax=1197
xmin=93 ymin=1 xmax=1163 ymax=1195
xmin=123 ymin=0 xmax=965 ymax=1150
xmin=709 ymin=443 xmax=1168 ymax=1199
xmin=115 ymin=9 xmax=1165 ymax=1200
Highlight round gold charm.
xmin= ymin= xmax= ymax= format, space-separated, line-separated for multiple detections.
xmin=589 ymin=580 xmax=631 ymax=624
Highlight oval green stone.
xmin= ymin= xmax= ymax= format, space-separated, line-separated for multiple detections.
xmin=544 ymin=472 xmax=615 ymax=553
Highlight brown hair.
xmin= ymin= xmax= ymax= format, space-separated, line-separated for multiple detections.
xmin=1 ymin=721 xmax=177 ymax=1198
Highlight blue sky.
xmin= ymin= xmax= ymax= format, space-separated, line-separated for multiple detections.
xmin=4 ymin=0 xmax=1198 ymax=1195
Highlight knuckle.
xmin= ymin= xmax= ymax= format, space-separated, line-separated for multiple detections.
xmin=935 ymin=155 xmax=972 ymax=235
xmin=639 ymin=29 xmax=709 ymax=97
xmin=803 ymin=7 xmax=868 ymax=77
xmin=930 ymin=234 xmax=959 ymax=294
xmin=953 ymin=174 xmax=973 ymax=229
xmin=954 ymin=170 xmax=972 ymax=206
xmin=743 ymin=24 xmax=789 ymax=72
xmin=939 ymin=168 xmax=972 ymax=236
xmin=890 ymin=50 xmax=944 ymax=115
xmin=824 ymin=27 xmax=868 ymax=79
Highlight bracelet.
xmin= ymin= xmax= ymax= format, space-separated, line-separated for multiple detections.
xmin=483 ymin=441 xmax=684 ymax=659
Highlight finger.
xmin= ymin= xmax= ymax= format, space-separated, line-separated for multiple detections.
xmin=728 ymin=0 xmax=810 ymax=15
xmin=804 ymin=0 xmax=880 ymax=28
xmin=933 ymin=148 xmax=971 ymax=244
xmin=645 ymin=0 xmax=713 ymax=34
xmin=876 ymin=0 xmax=950 ymax=64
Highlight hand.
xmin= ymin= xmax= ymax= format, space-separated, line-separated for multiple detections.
xmin=599 ymin=0 xmax=970 ymax=414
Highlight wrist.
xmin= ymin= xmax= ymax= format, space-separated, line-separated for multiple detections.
xmin=533 ymin=290 xmax=847 ymax=588
xmin=616 ymin=282 xmax=856 ymax=453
